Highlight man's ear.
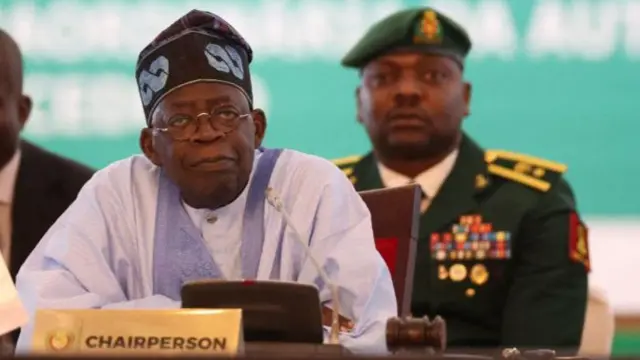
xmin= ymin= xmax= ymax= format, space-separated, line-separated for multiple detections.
xmin=463 ymin=82 xmax=472 ymax=117
xmin=140 ymin=128 xmax=163 ymax=166
xmin=355 ymin=86 xmax=364 ymax=124
xmin=18 ymin=94 xmax=32 ymax=130
xmin=251 ymin=108 xmax=267 ymax=147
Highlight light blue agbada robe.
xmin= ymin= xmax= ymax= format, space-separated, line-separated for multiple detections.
xmin=15 ymin=148 xmax=397 ymax=354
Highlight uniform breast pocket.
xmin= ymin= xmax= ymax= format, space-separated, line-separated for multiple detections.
xmin=431 ymin=258 xmax=510 ymax=324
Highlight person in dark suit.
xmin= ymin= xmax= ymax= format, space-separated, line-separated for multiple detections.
xmin=0 ymin=29 xmax=94 ymax=335
xmin=332 ymin=7 xmax=589 ymax=353
xmin=0 ymin=28 xmax=94 ymax=280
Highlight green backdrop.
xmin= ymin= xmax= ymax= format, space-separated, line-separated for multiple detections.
xmin=1 ymin=0 xmax=638 ymax=352
xmin=2 ymin=0 xmax=638 ymax=216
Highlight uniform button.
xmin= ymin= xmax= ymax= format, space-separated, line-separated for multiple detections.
xmin=206 ymin=215 xmax=217 ymax=224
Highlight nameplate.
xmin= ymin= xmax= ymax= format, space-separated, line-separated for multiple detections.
xmin=0 ymin=255 xmax=28 ymax=335
xmin=30 ymin=309 xmax=243 ymax=356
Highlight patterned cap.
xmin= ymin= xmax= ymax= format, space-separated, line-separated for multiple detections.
xmin=137 ymin=9 xmax=253 ymax=66
xmin=136 ymin=10 xmax=254 ymax=125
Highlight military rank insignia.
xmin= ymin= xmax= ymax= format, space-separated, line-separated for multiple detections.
xmin=331 ymin=155 xmax=361 ymax=185
xmin=430 ymin=215 xmax=512 ymax=261
xmin=414 ymin=10 xmax=442 ymax=44
xmin=485 ymin=149 xmax=567 ymax=193
xmin=475 ymin=174 xmax=489 ymax=189
xmin=569 ymin=212 xmax=590 ymax=272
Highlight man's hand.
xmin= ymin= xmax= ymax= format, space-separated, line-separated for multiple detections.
xmin=321 ymin=306 xmax=355 ymax=332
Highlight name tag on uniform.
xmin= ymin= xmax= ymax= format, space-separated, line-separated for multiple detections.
xmin=30 ymin=309 xmax=243 ymax=356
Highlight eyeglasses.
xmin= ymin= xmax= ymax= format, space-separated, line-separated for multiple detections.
xmin=153 ymin=109 xmax=252 ymax=141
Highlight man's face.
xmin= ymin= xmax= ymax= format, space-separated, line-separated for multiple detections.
xmin=140 ymin=82 xmax=266 ymax=209
xmin=357 ymin=52 xmax=471 ymax=160
xmin=0 ymin=84 xmax=31 ymax=169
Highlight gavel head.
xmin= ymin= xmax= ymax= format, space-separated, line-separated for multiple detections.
xmin=386 ymin=315 xmax=447 ymax=352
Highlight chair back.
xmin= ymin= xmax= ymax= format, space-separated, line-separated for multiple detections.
xmin=358 ymin=184 xmax=421 ymax=316
xmin=579 ymin=285 xmax=615 ymax=356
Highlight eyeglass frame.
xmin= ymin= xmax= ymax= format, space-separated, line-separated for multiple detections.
xmin=151 ymin=109 xmax=253 ymax=141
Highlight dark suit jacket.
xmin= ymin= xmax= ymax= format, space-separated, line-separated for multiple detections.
xmin=333 ymin=134 xmax=588 ymax=352
xmin=9 ymin=140 xmax=94 ymax=280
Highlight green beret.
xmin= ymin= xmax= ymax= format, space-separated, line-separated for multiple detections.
xmin=341 ymin=7 xmax=472 ymax=69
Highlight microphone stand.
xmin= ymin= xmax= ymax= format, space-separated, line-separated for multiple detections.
xmin=265 ymin=187 xmax=341 ymax=345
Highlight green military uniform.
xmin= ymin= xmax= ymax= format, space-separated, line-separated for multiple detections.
xmin=338 ymin=7 xmax=589 ymax=350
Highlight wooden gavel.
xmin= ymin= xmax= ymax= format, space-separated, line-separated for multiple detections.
xmin=386 ymin=315 xmax=447 ymax=352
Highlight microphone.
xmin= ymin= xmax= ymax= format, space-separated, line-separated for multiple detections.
xmin=265 ymin=187 xmax=342 ymax=345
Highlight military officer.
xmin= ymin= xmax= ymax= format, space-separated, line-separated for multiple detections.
xmin=335 ymin=7 xmax=590 ymax=352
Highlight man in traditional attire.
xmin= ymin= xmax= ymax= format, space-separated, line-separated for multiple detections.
xmin=15 ymin=10 xmax=396 ymax=354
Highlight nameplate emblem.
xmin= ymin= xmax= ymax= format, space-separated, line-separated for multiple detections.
xmin=30 ymin=309 xmax=243 ymax=355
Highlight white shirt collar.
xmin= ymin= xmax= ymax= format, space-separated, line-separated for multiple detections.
xmin=0 ymin=150 xmax=22 ymax=204
xmin=182 ymin=149 xmax=262 ymax=226
xmin=377 ymin=149 xmax=459 ymax=198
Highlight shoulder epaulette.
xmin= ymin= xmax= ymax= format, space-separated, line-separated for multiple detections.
xmin=331 ymin=155 xmax=362 ymax=168
xmin=331 ymin=155 xmax=362 ymax=179
xmin=484 ymin=150 xmax=567 ymax=192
